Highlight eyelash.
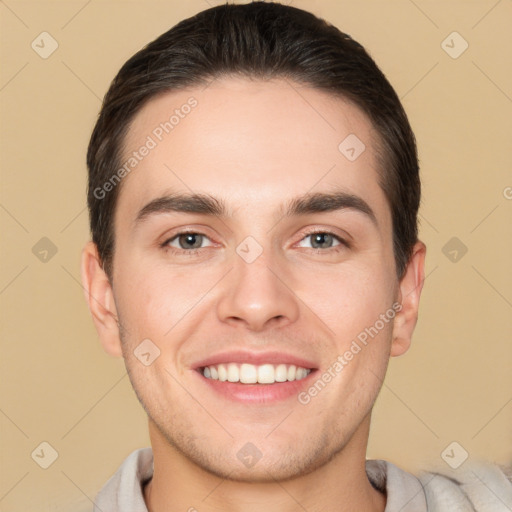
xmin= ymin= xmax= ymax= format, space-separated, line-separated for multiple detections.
xmin=160 ymin=229 xmax=350 ymax=256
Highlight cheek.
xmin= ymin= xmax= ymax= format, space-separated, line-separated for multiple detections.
xmin=113 ymin=268 xmax=165 ymax=349
xmin=114 ymin=259 xmax=217 ymax=346
xmin=298 ymin=261 xmax=397 ymax=340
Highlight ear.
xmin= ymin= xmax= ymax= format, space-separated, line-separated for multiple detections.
xmin=80 ymin=241 xmax=123 ymax=357
xmin=390 ymin=241 xmax=426 ymax=357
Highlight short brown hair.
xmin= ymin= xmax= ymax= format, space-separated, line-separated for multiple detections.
xmin=87 ymin=1 xmax=420 ymax=280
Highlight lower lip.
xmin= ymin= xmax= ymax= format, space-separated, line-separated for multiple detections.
xmin=195 ymin=370 xmax=316 ymax=404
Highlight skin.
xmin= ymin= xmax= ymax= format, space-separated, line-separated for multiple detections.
xmin=81 ymin=77 xmax=426 ymax=512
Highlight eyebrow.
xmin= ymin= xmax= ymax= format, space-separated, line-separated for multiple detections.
xmin=133 ymin=190 xmax=377 ymax=228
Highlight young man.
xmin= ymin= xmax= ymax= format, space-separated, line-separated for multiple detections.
xmin=81 ymin=2 xmax=512 ymax=511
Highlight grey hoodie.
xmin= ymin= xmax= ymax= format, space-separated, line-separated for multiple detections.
xmin=94 ymin=448 xmax=512 ymax=511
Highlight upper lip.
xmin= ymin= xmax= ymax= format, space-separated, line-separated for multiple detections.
xmin=192 ymin=350 xmax=318 ymax=370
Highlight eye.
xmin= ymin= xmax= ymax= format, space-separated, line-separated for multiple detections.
xmin=163 ymin=232 xmax=213 ymax=251
xmin=296 ymin=231 xmax=347 ymax=251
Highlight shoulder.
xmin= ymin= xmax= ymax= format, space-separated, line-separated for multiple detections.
xmin=366 ymin=458 xmax=512 ymax=512
xmin=94 ymin=447 xmax=154 ymax=512
xmin=416 ymin=459 xmax=512 ymax=511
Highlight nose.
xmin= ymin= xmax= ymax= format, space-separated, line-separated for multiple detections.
xmin=216 ymin=246 xmax=300 ymax=332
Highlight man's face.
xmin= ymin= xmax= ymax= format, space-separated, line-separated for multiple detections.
xmin=108 ymin=78 xmax=404 ymax=480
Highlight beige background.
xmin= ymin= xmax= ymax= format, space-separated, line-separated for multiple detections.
xmin=1 ymin=0 xmax=511 ymax=510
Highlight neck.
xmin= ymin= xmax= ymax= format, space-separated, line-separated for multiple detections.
xmin=143 ymin=415 xmax=386 ymax=512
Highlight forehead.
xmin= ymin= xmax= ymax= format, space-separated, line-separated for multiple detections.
xmin=116 ymin=77 xmax=390 ymax=229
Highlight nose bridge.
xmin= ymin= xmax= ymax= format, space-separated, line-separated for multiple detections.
xmin=215 ymin=237 xmax=300 ymax=331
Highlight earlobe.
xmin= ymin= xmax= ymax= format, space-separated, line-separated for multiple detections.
xmin=80 ymin=241 xmax=123 ymax=357
xmin=390 ymin=241 xmax=426 ymax=357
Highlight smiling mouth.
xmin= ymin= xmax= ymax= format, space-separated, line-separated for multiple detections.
xmin=199 ymin=362 xmax=313 ymax=384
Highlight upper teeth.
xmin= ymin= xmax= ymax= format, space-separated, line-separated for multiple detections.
xmin=202 ymin=363 xmax=311 ymax=384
